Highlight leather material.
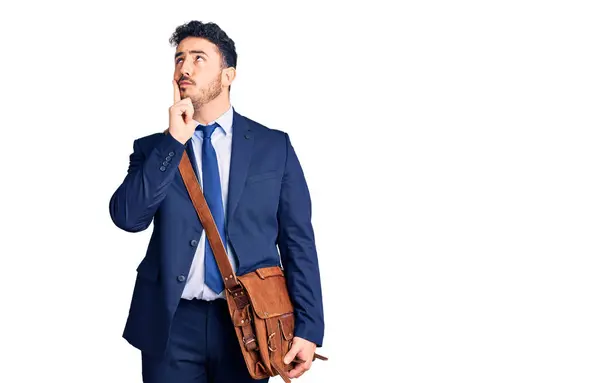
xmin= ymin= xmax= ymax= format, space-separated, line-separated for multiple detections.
xmin=178 ymin=150 xmax=327 ymax=382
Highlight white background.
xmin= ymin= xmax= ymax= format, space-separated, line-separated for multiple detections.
xmin=0 ymin=1 xmax=599 ymax=382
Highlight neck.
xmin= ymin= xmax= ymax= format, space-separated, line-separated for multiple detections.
xmin=193 ymin=94 xmax=231 ymax=125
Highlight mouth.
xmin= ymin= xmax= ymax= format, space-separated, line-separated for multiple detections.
xmin=179 ymin=81 xmax=193 ymax=86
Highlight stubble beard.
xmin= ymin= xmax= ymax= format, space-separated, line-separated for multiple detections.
xmin=191 ymin=74 xmax=223 ymax=110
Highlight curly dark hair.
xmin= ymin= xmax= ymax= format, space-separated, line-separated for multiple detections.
xmin=169 ymin=20 xmax=237 ymax=70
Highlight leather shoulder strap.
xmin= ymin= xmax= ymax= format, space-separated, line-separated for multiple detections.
xmin=178 ymin=149 xmax=240 ymax=291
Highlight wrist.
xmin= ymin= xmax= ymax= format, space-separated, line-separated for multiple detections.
xmin=169 ymin=130 xmax=188 ymax=145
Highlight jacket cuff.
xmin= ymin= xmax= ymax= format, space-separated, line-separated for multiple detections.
xmin=294 ymin=317 xmax=324 ymax=348
xmin=149 ymin=132 xmax=186 ymax=174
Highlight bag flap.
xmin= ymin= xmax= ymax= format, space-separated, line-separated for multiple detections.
xmin=256 ymin=267 xmax=284 ymax=279
xmin=238 ymin=266 xmax=294 ymax=319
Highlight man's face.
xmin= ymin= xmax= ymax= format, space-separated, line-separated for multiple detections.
xmin=174 ymin=37 xmax=224 ymax=106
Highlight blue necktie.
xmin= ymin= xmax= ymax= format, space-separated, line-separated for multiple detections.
xmin=196 ymin=122 xmax=225 ymax=294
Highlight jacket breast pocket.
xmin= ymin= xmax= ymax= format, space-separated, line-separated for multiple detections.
xmin=245 ymin=170 xmax=279 ymax=185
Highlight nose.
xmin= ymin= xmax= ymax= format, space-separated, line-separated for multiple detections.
xmin=178 ymin=56 xmax=193 ymax=78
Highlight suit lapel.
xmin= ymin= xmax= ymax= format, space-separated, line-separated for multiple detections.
xmin=227 ymin=110 xmax=254 ymax=225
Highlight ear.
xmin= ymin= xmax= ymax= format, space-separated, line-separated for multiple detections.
xmin=222 ymin=67 xmax=236 ymax=87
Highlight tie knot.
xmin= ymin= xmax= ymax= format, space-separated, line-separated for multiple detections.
xmin=196 ymin=122 xmax=220 ymax=139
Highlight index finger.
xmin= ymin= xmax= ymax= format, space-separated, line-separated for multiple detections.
xmin=173 ymin=80 xmax=181 ymax=103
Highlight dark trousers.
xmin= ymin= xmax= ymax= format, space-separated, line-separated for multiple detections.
xmin=142 ymin=298 xmax=269 ymax=383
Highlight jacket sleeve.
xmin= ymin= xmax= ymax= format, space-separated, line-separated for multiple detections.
xmin=277 ymin=132 xmax=325 ymax=347
xmin=109 ymin=132 xmax=187 ymax=232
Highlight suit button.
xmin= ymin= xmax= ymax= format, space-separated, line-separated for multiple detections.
xmin=177 ymin=275 xmax=186 ymax=282
xmin=169 ymin=151 xmax=175 ymax=157
xmin=165 ymin=157 xmax=172 ymax=162
xmin=160 ymin=166 xmax=166 ymax=171
xmin=190 ymin=239 xmax=198 ymax=246
xmin=162 ymin=161 xmax=169 ymax=166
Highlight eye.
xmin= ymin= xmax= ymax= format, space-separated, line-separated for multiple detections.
xmin=195 ymin=55 xmax=203 ymax=61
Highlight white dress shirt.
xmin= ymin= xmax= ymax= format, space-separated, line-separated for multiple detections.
xmin=180 ymin=104 xmax=237 ymax=301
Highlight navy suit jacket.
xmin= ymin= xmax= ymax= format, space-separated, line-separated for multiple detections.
xmin=109 ymin=109 xmax=324 ymax=357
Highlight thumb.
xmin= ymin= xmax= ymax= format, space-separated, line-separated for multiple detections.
xmin=284 ymin=341 xmax=302 ymax=365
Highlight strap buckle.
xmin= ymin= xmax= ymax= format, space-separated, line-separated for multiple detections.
xmin=243 ymin=334 xmax=257 ymax=351
xmin=227 ymin=284 xmax=244 ymax=295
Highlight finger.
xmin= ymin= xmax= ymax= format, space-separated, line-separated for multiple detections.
xmin=305 ymin=359 xmax=313 ymax=370
xmin=182 ymin=97 xmax=193 ymax=107
xmin=288 ymin=364 xmax=308 ymax=379
xmin=299 ymin=356 xmax=312 ymax=370
xmin=172 ymin=103 xmax=190 ymax=117
xmin=173 ymin=80 xmax=181 ymax=103
xmin=183 ymin=105 xmax=194 ymax=124
xmin=179 ymin=98 xmax=194 ymax=123
xmin=284 ymin=342 xmax=302 ymax=365
xmin=172 ymin=98 xmax=192 ymax=109
xmin=172 ymin=102 xmax=192 ymax=122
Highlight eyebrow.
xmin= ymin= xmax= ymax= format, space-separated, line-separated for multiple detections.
xmin=175 ymin=50 xmax=209 ymax=60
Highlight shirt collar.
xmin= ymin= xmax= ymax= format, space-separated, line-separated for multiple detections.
xmin=192 ymin=104 xmax=234 ymax=136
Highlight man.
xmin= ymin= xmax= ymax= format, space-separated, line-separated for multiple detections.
xmin=108 ymin=20 xmax=325 ymax=382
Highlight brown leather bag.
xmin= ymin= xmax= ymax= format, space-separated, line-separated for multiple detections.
xmin=178 ymin=150 xmax=327 ymax=382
